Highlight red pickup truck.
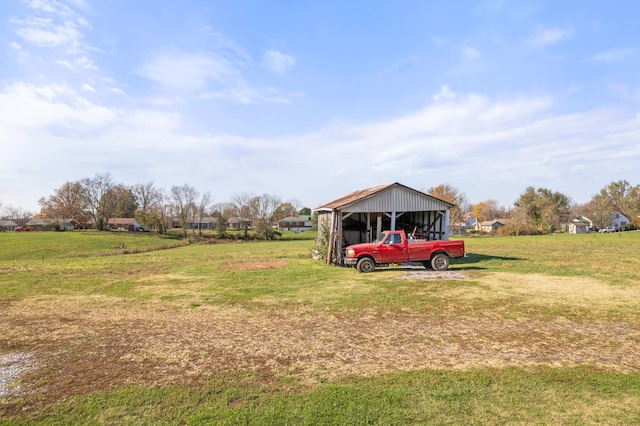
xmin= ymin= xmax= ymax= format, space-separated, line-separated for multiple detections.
xmin=345 ymin=230 xmax=466 ymax=273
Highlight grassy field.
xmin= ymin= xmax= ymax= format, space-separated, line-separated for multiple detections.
xmin=1 ymin=230 xmax=640 ymax=424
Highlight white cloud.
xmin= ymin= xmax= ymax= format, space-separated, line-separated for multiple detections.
xmin=2 ymin=79 xmax=639 ymax=211
xmin=138 ymin=50 xmax=293 ymax=104
xmin=0 ymin=82 xmax=116 ymax=129
xmin=463 ymin=47 xmax=482 ymax=60
xmin=11 ymin=0 xmax=95 ymax=57
xmin=137 ymin=51 xmax=237 ymax=92
xmin=75 ymin=55 xmax=98 ymax=70
xmin=526 ymin=27 xmax=573 ymax=47
xmin=56 ymin=59 xmax=74 ymax=68
xmin=432 ymin=85 xmax=456 ymax=101
xmin=586 ymin=48 xmax=635 ymax=64
xmin=262 ymin=50 xmax=296 ymax=74
xmin=13 ymin=17 xmax=84 ymax=52
xmin=81 ymin=83 xmax=94 ymax=92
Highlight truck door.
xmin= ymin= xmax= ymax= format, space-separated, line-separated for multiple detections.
xmin=378 ymin=233 xmax=407 ymax=263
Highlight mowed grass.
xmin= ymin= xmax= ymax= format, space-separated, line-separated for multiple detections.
xmin=0 ymin=231 xmax=186 ymax=261
xmin=1 ymin=231 xmax=640 ymax=424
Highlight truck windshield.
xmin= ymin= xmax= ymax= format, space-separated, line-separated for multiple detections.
xmin=374 ymin=232 xmax=387 ymax=243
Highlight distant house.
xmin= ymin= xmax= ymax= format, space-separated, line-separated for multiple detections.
xmin=451 ymin=214 xmax=478 ymax=235
xmin=0 ymin=219 xmax=18 ymax=231
xmin=186 ymin=217 xmax=216 ymax=230
xmin=464 ymin=214 xmax=478 ymax=229
xmin=227 ymin=217 xmax=251 ymax=230
xmin=104 ymin=218 xmax=142 ymax=231
xmin=568 ymin=217 xmax=590 ymax=234
xmin=476 ymin=218 xmax=513 ymax=233
xmin=86 ymin=217 xmax=142 ymax=231
xmin=277 ymin=215 xmax=313 ymax=233
xmin=25 ymin=218 xmax=79 ymax=231
xmin=610 ymin=211 xmax=630 ymax=231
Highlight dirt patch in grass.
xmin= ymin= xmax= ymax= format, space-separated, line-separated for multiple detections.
xmin=399 ymin=269 xmax=467 ymax=280
xmin=2 ymin=294 xmax=639 ymax=414
xmin=223 ymin=261 xmax=289 ymax=271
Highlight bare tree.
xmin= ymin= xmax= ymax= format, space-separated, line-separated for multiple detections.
xmin=132 ymin=182 xmax=162 ymax=216
xmin=232 ymin=192 xmax=255 ymax=239
xmin=211 ymin=202 xmax=235 ymax=219
xmin=81 ymin=173 xmax=115 ymax=231
xmin=2 ymin=205 xmax=33 ymax=225
xmin=171 ymin=184 xmax=199 ymax=237
xmin=251 ymin=193 xmax=282 ymax=239
xmin=195 ymin=191 xmax=212 ymax=236
xmin=132 ymin=181 xmax=164 ymax=232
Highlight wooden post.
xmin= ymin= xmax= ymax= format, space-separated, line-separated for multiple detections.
xmin=326 ymin=210 xmax=337 ymax=265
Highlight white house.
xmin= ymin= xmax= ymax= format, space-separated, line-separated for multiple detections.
xmin=277 ymin=215 xmax=313 ymax=233
xmin=610 ymin=211 xmax=630 ymax=231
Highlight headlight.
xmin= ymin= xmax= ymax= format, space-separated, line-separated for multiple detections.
xmin=346 ymin=248 xmax=355 ymax=257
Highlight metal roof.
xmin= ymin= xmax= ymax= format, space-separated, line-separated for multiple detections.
xmin=316 ymin=182 xmax=454 ymax=213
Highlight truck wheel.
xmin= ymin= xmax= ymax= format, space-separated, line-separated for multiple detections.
xmin=430 ymin=253 xmax=450 ymax=271
xmin=357 ymin=257 xmax=375 ymax=273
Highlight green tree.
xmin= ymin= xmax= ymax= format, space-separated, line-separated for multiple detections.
xmin=513 ymin=187 xmax=571 ymax=233
xmin=215 ymin=216 xmax=228 ymax=238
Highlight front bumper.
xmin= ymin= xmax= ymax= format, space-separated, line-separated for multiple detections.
xmin=345 ymin=257 xmax=358 ymax=267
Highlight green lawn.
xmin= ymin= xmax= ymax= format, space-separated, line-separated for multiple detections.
xmin=1 ymin=231 xmax=639 ymax=424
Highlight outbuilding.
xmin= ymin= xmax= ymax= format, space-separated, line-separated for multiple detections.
xmin=316 ymin=182 xmax=455 ymax=265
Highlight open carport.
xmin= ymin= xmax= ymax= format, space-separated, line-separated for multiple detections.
xmin=316 ymin=182 xmax=454 ymax=265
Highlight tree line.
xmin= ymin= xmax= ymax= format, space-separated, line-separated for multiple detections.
xmin=0 ymin=173 xmax=310 ymax=239
xmin=429 ymin=180 xmax=640 ymax=235
xmin=2 ymin=176 xmax=639 ymax=237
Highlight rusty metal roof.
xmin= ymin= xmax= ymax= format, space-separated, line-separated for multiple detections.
xmin=316 ymin=182 xmax=453 ymax=212
xmin=316 ymin=183 xmax=393 ymax=210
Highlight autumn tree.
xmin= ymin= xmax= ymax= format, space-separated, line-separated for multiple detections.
xmin=427 ymin=183 xmax=468 ymax=232
xmin=471 ymin=199 xmax=507 ymax=222
xmin=299 ymin=207 xmax=312 ymax=216
xmin=38 ymin=181 xmax=88 ymax=226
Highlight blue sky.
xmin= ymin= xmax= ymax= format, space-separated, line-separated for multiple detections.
xmin=2 ymin=0 xmax=640 ymax=213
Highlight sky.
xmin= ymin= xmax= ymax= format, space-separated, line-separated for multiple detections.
xmin=2 ymin=0 xmax=640 ymax=213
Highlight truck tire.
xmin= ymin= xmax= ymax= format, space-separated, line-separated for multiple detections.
xmin=422 ymin=261 xmax=432 ymax=269
xmin=430 ymin=253 xmax=450 ymax=271
xmin=356 ymin=257 xmax=375 ymax=273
